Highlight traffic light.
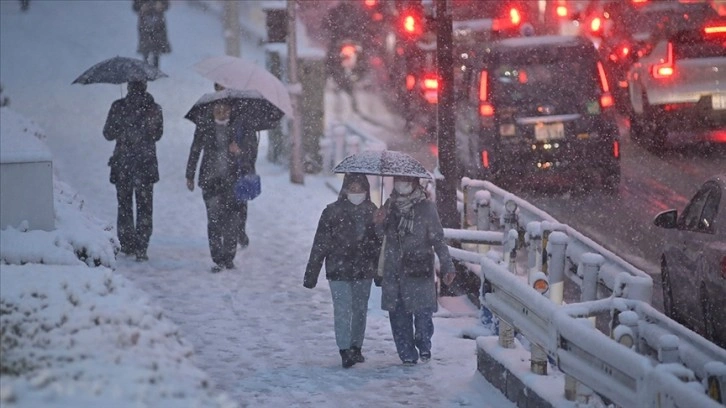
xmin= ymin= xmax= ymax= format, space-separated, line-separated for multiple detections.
xmin=399 ymin=6 xmax=424 ymax=39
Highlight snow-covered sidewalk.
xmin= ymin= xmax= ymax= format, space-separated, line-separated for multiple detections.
xmin=1 ymin=1 xmax=515 ymax=407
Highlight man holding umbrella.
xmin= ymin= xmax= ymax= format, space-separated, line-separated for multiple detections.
xmin=103 ymin=80 xmax=163 ymax=261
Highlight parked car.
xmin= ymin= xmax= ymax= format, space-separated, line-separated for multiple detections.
xmin=653 ymin=174 xmax=726 ymax=348
xmin=627 ymin=18 xmax=726 ymax=150
xmin=455 ymin=35 xmax=621 ymax=191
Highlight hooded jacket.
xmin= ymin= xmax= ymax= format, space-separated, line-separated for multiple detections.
xmin=304 ymin=174 xmax=381 ymax=285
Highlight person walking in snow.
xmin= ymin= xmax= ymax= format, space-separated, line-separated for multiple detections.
xmin=103 ymin=80 xmax=163 ymax=262
xmin=303 ymin=173 xmax=381 ymax=368
xmin=133 ymin=0 xmax=170 ymax=68
xmin=212 ymin=83 xmax=258 ymax=248
xmin=373 ymin=176 xmax=456 ymax=366
xmin=186 ymin=100 xmax=242 ymax=273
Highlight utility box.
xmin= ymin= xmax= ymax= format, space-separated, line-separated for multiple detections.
xmin=0 ymin=109 xmax=55 ymax=231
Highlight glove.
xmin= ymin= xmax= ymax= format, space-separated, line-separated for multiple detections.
xmin=303 ymin=278 xmax=316 ymax=289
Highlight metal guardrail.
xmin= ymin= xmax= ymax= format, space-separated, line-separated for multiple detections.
xmin=443 ymin=177 xmax=726 ymax=406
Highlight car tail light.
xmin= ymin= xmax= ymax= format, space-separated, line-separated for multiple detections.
xmin=704 ymin=25 xmax=726 ymax=35
xmin=340 ymin=44 xmax=357 ymax=58
xmin=405 ymin=74 xmax=415 ymax=90
xmin=481 ymin=150 xmax=490 ymax=168
xmin=721 ymin=256 xmax=726 ymax=279
xmin=509 ymin=8 xmax=522 ymax=26
xmin=556 ymin=6 xmax=568 ymax=18
xmin=613 ymin=140 xmax=620 ymax=158
xmin=401 ymin=9 xmax=424 ymax=38
xmin=597 ymin=61 xmax=614 ymax=109
xmin=421 ymin=74 xmax=439 ymax=104
xmin=651 ymin=42 xmax=675 ymax=79
xmin=590 ymin=17 xmax=602 ymax=33
xmin=479 ymin=70 xmax=494 ymax=117
xmin=364 ymin=0 xmax=377 ymax=7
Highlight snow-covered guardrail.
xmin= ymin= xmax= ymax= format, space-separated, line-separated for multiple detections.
xmin=443 ymin=177 xmax=726 ymax=406
xmin=321 ymin=122 xmax=386 ymax=173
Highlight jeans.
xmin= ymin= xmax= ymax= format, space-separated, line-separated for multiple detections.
xmin=116 ymin=182 xmax=153 ymax=255
xmin=388 ymin=295 xmax=434 ymax=362
xmin=329 ymin=279 xmax=372 ymax=350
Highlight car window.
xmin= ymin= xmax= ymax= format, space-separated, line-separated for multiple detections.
xmin=489 ymin=46 xmax=600 ymax=107
xmin=679 ymin=182 xmax=720 ymax=233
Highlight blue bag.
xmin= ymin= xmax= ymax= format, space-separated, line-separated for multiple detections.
xmin=234 ymin=174 xmax=261 ymax=202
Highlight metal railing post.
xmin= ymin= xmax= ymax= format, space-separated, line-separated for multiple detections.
xmin=657 ymin=335 xmax=679 ymax=364
xmin=581 ymin=253 xmax=604 ymax=327
xmin=526 ymin=221 xmax=542 ymax=285
xmin=547 ymin=231 xmax=568 ymax=306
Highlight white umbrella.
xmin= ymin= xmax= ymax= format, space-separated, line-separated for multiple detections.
xmin=193 ymin=55 xmax=293 ymax=117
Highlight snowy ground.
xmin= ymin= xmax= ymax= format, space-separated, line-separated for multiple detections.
xmin=0 ymin=1 xmax=571 ymax=407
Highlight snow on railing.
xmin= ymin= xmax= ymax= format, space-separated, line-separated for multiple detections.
xmin=443 ymin=177 xmax=726 ymax=406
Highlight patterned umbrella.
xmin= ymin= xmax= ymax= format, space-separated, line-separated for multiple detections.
xmin=332 ymin=150 xmax=432 ymax=179
xmin=72 ymin=56 xmax=167 ymax=85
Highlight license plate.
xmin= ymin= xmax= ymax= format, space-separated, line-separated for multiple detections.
xmin=534 ymin=122 xmax=565 ymax=141
xmin=713 ymin=94 xmax=726 ymax=110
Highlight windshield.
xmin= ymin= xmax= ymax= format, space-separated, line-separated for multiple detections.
xmin=489 ymin=46 xmax=600 ymax=113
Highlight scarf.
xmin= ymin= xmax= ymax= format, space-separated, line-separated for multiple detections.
xmin=391 ymin=187 xmax=426 ymax=235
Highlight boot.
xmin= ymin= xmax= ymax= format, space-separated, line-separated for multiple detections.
xmin=339 ymin=349 xmax=356 ymax=368
xmin=350 ymin=346 xmax=365 ymax=363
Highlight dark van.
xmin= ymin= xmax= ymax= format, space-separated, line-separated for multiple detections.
xmin=456 ymin=35 xmax=621 ymax=191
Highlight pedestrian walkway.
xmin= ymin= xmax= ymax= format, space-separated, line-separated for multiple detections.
xmin=0 ymin=1 xmax=514 ymax=407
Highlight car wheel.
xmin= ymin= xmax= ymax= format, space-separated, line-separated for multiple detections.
xmin=661 ymin=259 xmax=675 ymax=319
xmin=700 ymin=284 xmax=717 ymax=342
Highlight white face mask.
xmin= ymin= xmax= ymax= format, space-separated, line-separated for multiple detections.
xmin=214 ymin=118 xmax=230 ymax=126
xmin=347 ymin=193 xmax=366 ymax=206
xmin=393 ymin=181 xmax=414 ymax=195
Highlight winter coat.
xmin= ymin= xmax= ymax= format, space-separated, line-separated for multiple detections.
xmin=103 ymin=91 xmax=163 ymax=186
xmin=133 ymin=0 xmax=170 ymax=54
xmin=304 ymin=198 xmax=381 ymax=284
xmin=378 ymin=198 xmax=455 ymax=312
xmin=232 ymin=119 xmax=258 ymax=176
xmin=185 ymin=117 xmax=242 ymax=196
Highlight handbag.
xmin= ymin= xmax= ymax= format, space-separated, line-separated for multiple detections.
xmin=234 ymin=174 xmax=261 ymax=202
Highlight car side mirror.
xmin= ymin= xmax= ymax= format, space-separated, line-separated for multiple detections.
xmin=653 ymin=210 xmax=678 ymax=229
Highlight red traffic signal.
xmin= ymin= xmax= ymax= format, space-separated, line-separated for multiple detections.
xmin=400 ymin=8 xmax=424 ymax=38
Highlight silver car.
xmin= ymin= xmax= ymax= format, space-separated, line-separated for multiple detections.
xmin=654 ymin=174 xmax=726 ymax=348
xmin=628 ymin=21 xmax=726 ymax=150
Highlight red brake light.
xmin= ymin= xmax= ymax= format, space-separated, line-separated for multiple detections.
xmin=481 ymin=150 xmax=490 ymax=168
xmin=340 ymin=45 xmax=356 ymax=58
xmin=405 ymin=74 xmax=415 ymax=90
xmin=704 ymin=25 xmax=726 ymax=34
xmin=510 ymin=8 xmax=522 ymax=26
xmin=596 ymin=61 xmax=614 ymax=108
xmin=422 ymin=76 xmax=438 ymax=91
xmin=479 ymin=70 xmax=494 ymax=116
xmin=652 ymin=42 xmax=675 ymax=79
xmin=364 ymin=0 xmax=377 ymax=8
xmin=591 ymin=17 xmax=602 ymax=33
xmin=401 ymin=11 xmax=423 ymax=38
xmin=613 ymin=140 xmax=620 ymax=158
xmin=556 ymin=6 xmax=568 ymax=18
xmin=421 ymin=74 xmax=438 ymax=104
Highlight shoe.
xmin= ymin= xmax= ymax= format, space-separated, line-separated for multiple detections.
xmin=350 ymin=346 xmax=365 ymax=363
xmin=239 ymin=233 xmax=249 ymax=248
xmin=340 ymin=349 xmax=356 ymax=368
xmin=402 ymin=360 xmax=417 ymax=366
xmin=419 ymin=351 xmax=431 ymax=363
xmin=210 ymin=264 xmax=223 ymax=273
xmin=224 ymin=260 xmax=236 ymax=270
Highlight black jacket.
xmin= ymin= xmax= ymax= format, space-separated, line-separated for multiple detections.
xmin=103 ymin=91 xmax=163 ymax=185
xmin=186 ymin=117 xmax=245 ymax=193
xmin=304 ymin=198 xmax=381 ymax=284
xmin=133 ymin=0 xmax=171 ymax=54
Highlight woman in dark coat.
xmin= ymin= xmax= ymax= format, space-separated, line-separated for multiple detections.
xmin=133 ymin=0 xmax=170 ymax=68
xmin=374 ymin=176 xmax=456 ymax=365
xmin=304 ymin=174 xmax=381 ymax=368
xmin=103 ymin=80 xmax=163 ymax=261
xmin=186 ymin=101 xmax=242 ymax=273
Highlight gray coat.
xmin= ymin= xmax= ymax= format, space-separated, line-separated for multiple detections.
xmin=378 ymin=198 xmax=455 ymax=312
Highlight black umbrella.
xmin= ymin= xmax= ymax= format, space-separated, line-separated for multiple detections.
xmin=184 ymin=88 xmax=285 ymax=131
xmin=332 ymin=150 xmax=432 ymax=179
xmin=72 ymin=56 xmax=167 ymax=85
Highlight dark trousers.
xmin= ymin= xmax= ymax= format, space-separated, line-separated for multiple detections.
xmin=238 ymin=201 xmax=248 ymax=240
xmin=203 ymin=185 xmax=238 ymax=265
xmin=388 ymin=296 xmax=434 ymax=363
xmin=116 ymin=182 xmax=153 ymax=255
